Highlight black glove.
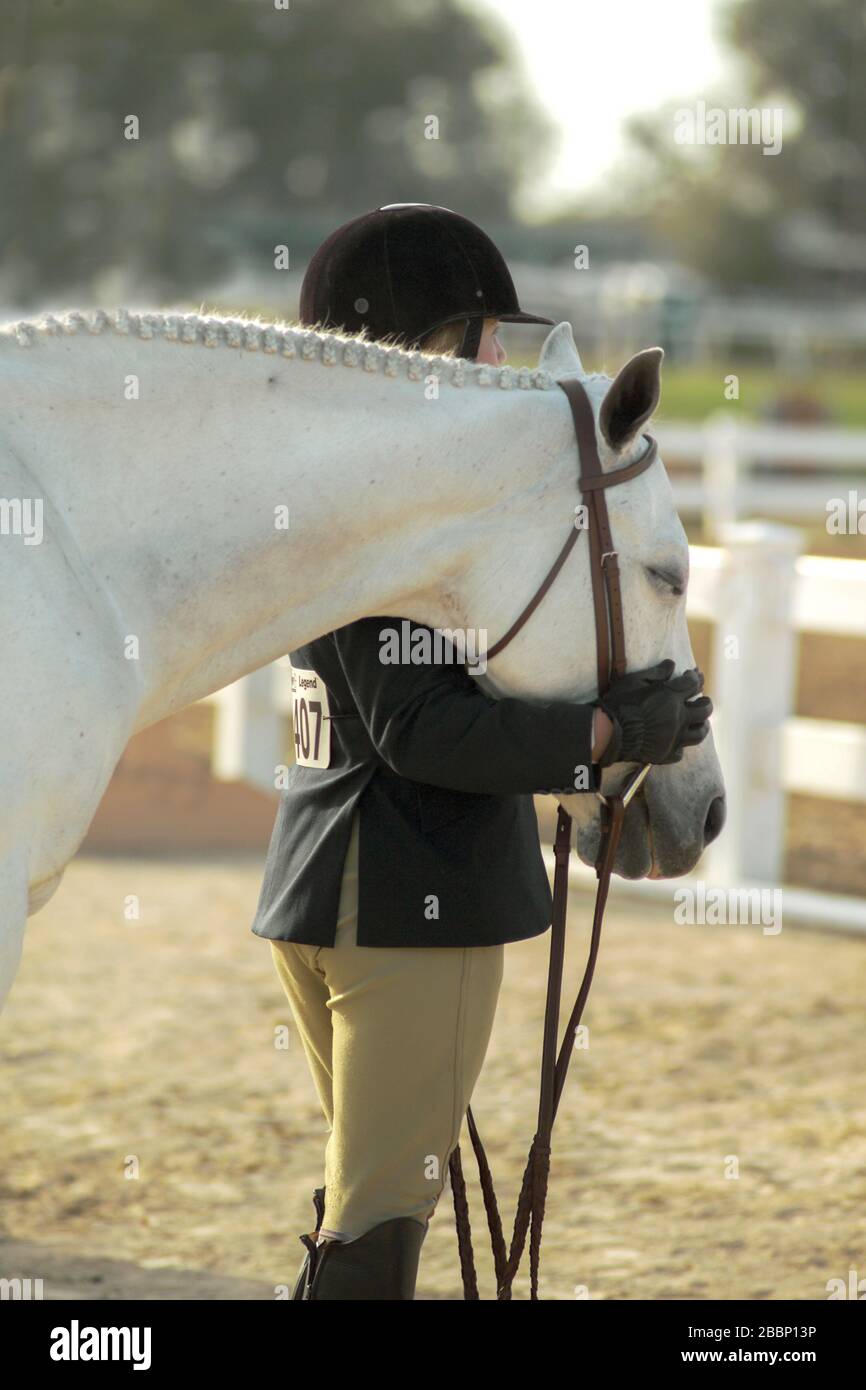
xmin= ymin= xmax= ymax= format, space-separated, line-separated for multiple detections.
xmin=595 ymin=659 xmax=712 ymax=767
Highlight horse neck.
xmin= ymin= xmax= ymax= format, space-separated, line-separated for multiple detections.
xmin=2 ymin=325 xmax=560 ymax=727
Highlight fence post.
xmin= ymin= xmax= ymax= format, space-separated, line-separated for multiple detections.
xmin=210 ymin=665 xmax=284 ymax=793
xmin=703 ymin=412 xmax=741 ymax=538
xmin=703 ymin=521 xmax=805 ymax=885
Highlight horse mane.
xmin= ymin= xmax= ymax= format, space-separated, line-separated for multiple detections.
xmin=0 ymin=307 xmax=557 ymax=393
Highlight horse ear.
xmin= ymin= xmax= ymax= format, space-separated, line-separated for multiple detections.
xmin=599 ymin=348 xmax=664 ymax=452
xmin=537 ymin=321 xmax=585 ymax=379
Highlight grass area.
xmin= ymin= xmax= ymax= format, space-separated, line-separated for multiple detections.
xmin=501 ymin=348 xmax=866 ymax=427
xmin=650 ymin=366 xmax=866 ymax=428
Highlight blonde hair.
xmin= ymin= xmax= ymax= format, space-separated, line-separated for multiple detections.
xmin=418 ymin=319 xmax=468 ymax=357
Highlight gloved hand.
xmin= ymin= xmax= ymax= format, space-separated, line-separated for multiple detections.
xmin=595 ymin=659 xmax=712 ymax=767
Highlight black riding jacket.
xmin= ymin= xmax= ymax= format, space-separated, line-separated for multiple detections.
xmin=250 ymin=616 xmax=600 ymax=948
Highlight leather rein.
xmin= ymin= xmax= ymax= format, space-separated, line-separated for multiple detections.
xmin=447 ymin=376 xmax=659 ymax=1300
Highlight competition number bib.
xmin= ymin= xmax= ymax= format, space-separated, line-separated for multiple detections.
xmin=290 ymin=666 xmax=331 ymax=769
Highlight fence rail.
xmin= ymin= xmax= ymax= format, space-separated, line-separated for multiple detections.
xmin=658 ymin=417 xmax=866 ymax=531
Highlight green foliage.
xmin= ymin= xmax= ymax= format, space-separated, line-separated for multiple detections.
xmin=619 ymin=0 xmax=866 ymax=291
xmin=0 ymin=0 xmax=551 ymax=303
xmin=726 ymin=0 xmax=866 ymax=234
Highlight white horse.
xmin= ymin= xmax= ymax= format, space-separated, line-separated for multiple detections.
xmin=0 ymin=309 xmax=725 ymax=1010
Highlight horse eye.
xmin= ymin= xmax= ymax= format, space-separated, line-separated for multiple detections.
xmin=647 ymin=565 xmax=686 ymax=596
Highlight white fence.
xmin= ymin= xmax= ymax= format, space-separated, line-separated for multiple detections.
xmin=675 ymin=524 xmax=866 ymax=932
xmin=203 ymin=521 xmax=866 ymax=933
xmin=207 ymin=658 xmax=294 ymax=794
xmin=656 ymin=417 xmax=866 ymax=532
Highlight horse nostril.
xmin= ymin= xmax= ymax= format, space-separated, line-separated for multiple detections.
xmin=703 ymin=795 xmax=726 ymax=847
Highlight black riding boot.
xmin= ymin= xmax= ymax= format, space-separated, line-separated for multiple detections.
xmin=295 ymin=1216 xmax=427 ymax=1301
xmin=291 ymin=1186 xmax=326 ymax=1300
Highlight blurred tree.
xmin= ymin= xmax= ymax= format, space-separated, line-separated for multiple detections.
xmin=0 ymin=0 xmax=551 ymax=304
xmin=728 ymin=0 xmax=865 ymax=237
xmin=620 ymin=0 xmax=866 ymax=292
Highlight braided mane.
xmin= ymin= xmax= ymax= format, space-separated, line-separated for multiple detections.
xmin=0 ymin=307 xmax=556 ymax=392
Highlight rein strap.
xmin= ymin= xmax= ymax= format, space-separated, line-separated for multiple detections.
xmin=449 ymin=377 xmax=657 ymax=1299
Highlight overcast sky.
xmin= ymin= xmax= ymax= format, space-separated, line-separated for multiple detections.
xmin=470 ymin=0 xmax=732 ymax=216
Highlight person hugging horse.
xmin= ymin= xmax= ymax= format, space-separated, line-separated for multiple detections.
xmin=250 ymin=204 xmax=711 ymax=1300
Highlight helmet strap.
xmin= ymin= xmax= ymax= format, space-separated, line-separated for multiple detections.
xmin=459 ymin=317 xmax=483 ymax=361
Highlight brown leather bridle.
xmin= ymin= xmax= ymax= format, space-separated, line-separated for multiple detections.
xmin=448 ymin=375 xmax=660 ymax=1300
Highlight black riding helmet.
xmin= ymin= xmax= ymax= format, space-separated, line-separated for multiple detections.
xmin=299 ymin=203 xmax=554 ymax=361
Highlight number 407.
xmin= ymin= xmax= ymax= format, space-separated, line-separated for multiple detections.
xmin=293 ymin=696 xmax=323 ymax=761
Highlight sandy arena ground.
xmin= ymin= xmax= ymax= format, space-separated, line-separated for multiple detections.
xmin=1 ymin=852 xmax=864 ymax=1301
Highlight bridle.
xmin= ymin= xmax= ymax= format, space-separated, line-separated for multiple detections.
xmin=448 ymin=376 xmax=658 ymax=1300
xmin=447 ymin=375 xmax=659 ymax=1299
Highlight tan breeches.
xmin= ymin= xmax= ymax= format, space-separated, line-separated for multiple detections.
xmin=269 ymin=810 xmax=504 ymax=1241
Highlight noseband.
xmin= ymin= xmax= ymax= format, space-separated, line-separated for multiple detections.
xmin=448 ymin=376 xmax=659 ymax=1299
